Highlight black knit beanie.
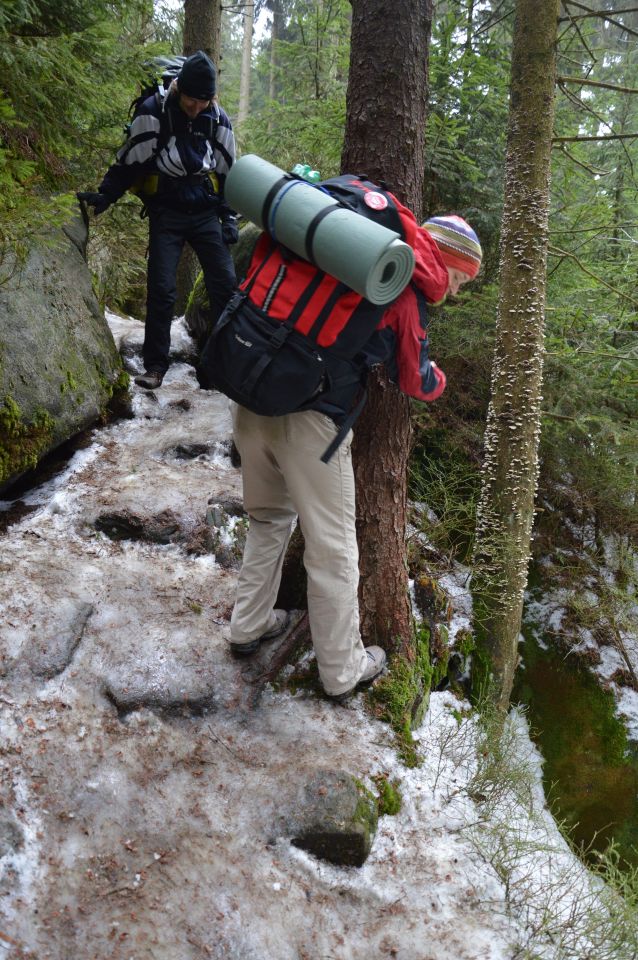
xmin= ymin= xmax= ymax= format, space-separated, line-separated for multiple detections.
xmin=178 ymin=50 xmax=217 ymax=100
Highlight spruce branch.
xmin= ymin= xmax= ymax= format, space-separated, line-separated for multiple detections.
xmin=548 ymin=245 xmax=638 ymax=306
xmin=558 ymin=75 xmax=638 ymax=94
xmin=557 ymin=145 xmax=610 ymax=177
xmin=552 ymin=132 xmax=638 ymax=142
xmin=561 ymin=2 xmax=638 ymax=39
xmin=558 ymin=6 xmax=598 ymax=59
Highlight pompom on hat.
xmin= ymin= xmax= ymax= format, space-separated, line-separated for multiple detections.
xmin=424 ymin=215 xmax=482 ymax=279
xmin=178 ymin=50 xmax=217 ymax=100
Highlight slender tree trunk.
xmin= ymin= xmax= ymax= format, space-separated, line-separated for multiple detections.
xmin=341 ymin=0 xmax=432 ymax=654
xmin=238 ymin=0 xmax=255 ymax=133
xmin=471 ymin=0 xmax=560 ymax=710
xmin=175 ymin=0 xmax=224 ymax=316
xmin=269 ymin=0 xmax=284 ymax=104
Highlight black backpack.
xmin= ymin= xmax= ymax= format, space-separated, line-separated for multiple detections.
xmin=125 ymin=56 xmax=218 ymax=199
xmin=198 ymin=174 xmax=418 ymax=461
xmin=126 ymin=55 xmax=185 ymax=129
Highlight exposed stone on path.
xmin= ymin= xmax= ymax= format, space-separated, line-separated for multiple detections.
xmin=288 ymin=769 xmax=378 ymax=867
xmin=25 ymin=600 xmax=93 ymax=679
xmin=2 ymin=598 xmax=93 ymax=679
xmin=94 ymin=508 xmax=182 ymax=545
xmin=103 ymin=671 xmax=217 ymax=719
xmin=186 ymin=499 xmax=247 ymax=568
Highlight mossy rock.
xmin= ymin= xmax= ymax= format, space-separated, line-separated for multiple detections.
xmin=290 ymin=769 xmax=378 ymax=867
xmin=0 ymin=213 xmax=125 ymax=493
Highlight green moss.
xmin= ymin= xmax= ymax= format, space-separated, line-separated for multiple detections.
xmin=352 ymin=779 xmax=379 ymax=835
xmin=0 ymin=395 xmax=55 ymax=485
xmin=514 ymin=628 xmax=638 ymax=866
xmin=456 ymin=629 xmax=476 ymax=658
xmin=368 ymin=627 xmax=434 ymax=767
xmin=185 ymin=271 xmax=206 ymax=315
xmin=373 ymin=774 xmax=402 ymax=816
xmin=96 ymin=362 xmax=130 ymax=401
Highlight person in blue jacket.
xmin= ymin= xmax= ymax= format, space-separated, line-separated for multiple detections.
xmin=78 ymin=51 xmax=237 ymax=390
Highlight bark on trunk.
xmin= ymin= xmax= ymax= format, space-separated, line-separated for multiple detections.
xmin=471 ymin=0 xmax=560 ymax=710
xmin=341 ymin=0 xmax=432 ymax=652
xmin=183 ymin=0 xmax=222 ymax=64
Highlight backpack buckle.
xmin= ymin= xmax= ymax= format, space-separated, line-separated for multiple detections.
xmin=269 ymin=325 xmax=291 ymax=349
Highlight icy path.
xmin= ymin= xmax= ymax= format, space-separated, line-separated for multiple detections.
xmin=0 ymin=313 xmax=619 ymax=960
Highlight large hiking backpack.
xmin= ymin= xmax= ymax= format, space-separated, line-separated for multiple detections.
xmin=125 ymin=56 xmax=218 ymax=199
xmin=126 ymin=55 xmax=185 ymax=128
xmin=198 ymin=174 xmax=417 ymax=461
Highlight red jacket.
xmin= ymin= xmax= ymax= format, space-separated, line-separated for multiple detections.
xmin=378 ymin=223 xmax=449 ymax=401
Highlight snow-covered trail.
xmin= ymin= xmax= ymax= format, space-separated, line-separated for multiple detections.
xmin=0 ymin=313 xmax=617 ymax=960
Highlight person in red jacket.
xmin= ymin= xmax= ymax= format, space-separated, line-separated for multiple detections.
xmin=228 ymin=212 xmax=482 ymax=703
xmin=378 ymin=214 xmax=483 ymax=403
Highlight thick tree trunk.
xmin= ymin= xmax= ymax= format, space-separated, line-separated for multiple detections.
xmin=341 ymin=0 xmax=432 ymax=653
xmin=471 ymin=0 xmax=560 ymax=710
xmin=183 ymin=0 xmax=222 ymax=64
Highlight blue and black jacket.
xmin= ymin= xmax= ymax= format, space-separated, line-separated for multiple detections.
xmin=99 ymin=89 xmax=236 ymax=216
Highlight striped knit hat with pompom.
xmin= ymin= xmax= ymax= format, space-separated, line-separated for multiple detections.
xmin=424 ymin=215 xmax=482 ymax=279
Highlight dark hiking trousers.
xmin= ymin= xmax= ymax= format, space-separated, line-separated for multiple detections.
xmin=144 ymin=206 xmax=237 ymax=375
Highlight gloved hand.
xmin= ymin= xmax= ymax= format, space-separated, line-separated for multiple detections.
xmin=221 ymin=218 xmax=239 ymax=245
xmin=76 ymin=192 xmax=112 ymax=216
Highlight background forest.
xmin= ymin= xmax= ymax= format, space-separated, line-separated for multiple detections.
xmin=2 ymin=0 xmax=638 ymax=878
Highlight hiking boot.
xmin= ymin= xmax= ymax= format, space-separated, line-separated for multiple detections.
xmin=229 ymin=609 xmax=291 ymax=657
xmin=135 ymin=370 xmax=164 ymax=390
xmin=326 ymin=646 xmax=387 ymax=703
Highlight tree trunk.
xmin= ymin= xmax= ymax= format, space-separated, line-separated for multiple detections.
xmin=176 ymin=0 xmax=224 ymax=316
xmin=183 ymin=0 xmax=222 ymax=64
xmin=238 ymin=0 xmax=255 ymax=133
xmin=341 ymin=0 xmax=432 ymax=654
xmin=268 ymin=0 xmax=284 ymax=104
xmin=471 ymin=0 xmax=560 ymax=711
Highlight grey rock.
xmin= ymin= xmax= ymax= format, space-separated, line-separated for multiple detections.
xmin=104 ymin=674 xmax=216 ymax=719
xmin=186 ymin=501 xmax=247 ymax=568
xmin=23 ymin=600 xmax=93 ymax=679
xmin=289 ymin=769 xmax=378 ymax=867
xmin=0 ymin=213 xmax=124 ymax=493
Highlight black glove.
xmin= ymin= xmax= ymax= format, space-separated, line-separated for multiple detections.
xmin=76 ymin=192 xmax=112 ymax=216
xmin=221 ymin=219 xmax=239 ymax=245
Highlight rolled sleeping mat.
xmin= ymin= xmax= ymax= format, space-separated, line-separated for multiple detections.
xmin=224 ymin=154 xmax=415 ymax=305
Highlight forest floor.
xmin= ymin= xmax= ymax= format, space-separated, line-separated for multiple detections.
xmin=0 ymin=313 xmax=628 ymax=960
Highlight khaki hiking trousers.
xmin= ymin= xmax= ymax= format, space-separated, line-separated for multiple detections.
xmin=230 ymin=405 xmax=368 ymax=697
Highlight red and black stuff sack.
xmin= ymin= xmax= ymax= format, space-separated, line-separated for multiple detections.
xmin=198 ymin=174 xmax=417 ymax=458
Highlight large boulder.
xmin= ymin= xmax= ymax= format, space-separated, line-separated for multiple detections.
xmin=0 ymin=213 xmax=125 ymax=493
